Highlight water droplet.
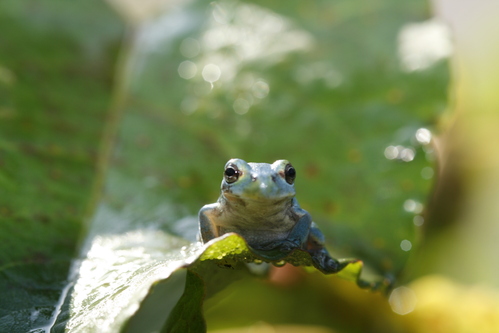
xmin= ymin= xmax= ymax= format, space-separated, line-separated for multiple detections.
xmin=30 ymin=309 xmax=40 ymax=322
xmin=273 ymin=260 xmax=286 ymax=267
xmin=400 ymin=239 xmax=412 ymax=251
xmin=389 ymin=286 xmax=417 ymax=315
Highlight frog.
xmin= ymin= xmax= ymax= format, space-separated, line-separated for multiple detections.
xmin=198 ymin=158 xmax=345 ymax=273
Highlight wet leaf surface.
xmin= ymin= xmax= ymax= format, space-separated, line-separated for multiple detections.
xmin=0 ymin=0 xmax=122 ymax=331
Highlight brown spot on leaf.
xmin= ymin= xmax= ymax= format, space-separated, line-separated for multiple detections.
xmin=305 ymin=163 xmax=320 ymax=179
xmin=347 ymin=149 xmax=362 ymax=163
xmin=323 ymin=200 xmax=337 ymax=215
xmin=50 ymin=168 xmax=62 ymax=180
xmin=136 ymin=135 xmax=152 ymax=148
xmin=386 ymin=88 xmax=404 ymax=104
xmin=34 ymin=214 xmax=51 ymax=224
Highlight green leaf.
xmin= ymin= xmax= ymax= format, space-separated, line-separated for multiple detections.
xmin=1 ymin=0 xmax=448 ymax=331
xmin=107 ymin=0 xmax=443 ymax=330
xmin=0 ymin=0 xmax=122 ymax=331
xmin=161 ymin=270 xmax=206 ymax=333
xmin=0 ymin=261 xmax=69 ymax=332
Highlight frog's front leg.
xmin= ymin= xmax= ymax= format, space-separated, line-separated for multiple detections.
xmin=251 ymin=211 xmax=312 ymax=260
xmin=306 ymin=223 xmax=346 ymax=273
xmin=281 ymin=210 xmax=313 ymax=251
xmin=198 ymin=204 xmax=219 ymax=243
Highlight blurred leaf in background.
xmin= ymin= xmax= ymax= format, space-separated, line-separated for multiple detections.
xmin=4 ymin=0 xmax=499 ymax=332
xmin=0 ymin=0 xmax=122 ymax=331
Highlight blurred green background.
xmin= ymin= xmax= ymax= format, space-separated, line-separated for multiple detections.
xmin=1 ymin=0 xmax=499 ymax=332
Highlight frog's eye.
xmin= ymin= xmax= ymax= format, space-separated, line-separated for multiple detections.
xmin=224 ymin=164 xmax=240 ymax=184
xmin=284 ymin=163 xmax=296 ymax=185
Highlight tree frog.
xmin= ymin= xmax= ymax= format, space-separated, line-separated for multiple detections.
xmin=198 ymin=158 xmax=344 ymax=273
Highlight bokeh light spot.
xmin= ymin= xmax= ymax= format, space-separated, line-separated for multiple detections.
xmin=202 ymin=64 xmax=221 ymax=83
xmin=415 ymin=128 xmax=432 ymax=145
xmin=421 ymin=166 xmax=434 ymax=179
xmin=180 ymin=38 xmax=201 ymax=58
xmin=389 ymin=286 xmax=417 ymax=315
xmin=252 ymin=80 xmax=269 ymax=98
xmin=178 ymin=61 xmax=197 ymax=79
xmin=404 ymin=199 xmax=423 ymax=214
xmin=384 ymin=145 xmax=416 ymax=162
xmin=212 ymin=2 xmax=229 ymax=24
xmin=384 ymin=146 xmax=399 ymax=160
xmin=400 ymin=148 xmax=415 ymax=162
xmin=398 ymin=18 xmax=453 ymax=72
xmin=400 ymin=239 xmax=412 ymax=251
xmin=413 ymin=215 xmax=424 ymax=226
xmin=233 ymin=98 xmax=251 ymax=115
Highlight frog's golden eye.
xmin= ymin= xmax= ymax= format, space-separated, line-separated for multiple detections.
xmin=284 ymin=163 xmax=296 ymax=185
xmin=224 ymin=164 xmax=240 ymax=184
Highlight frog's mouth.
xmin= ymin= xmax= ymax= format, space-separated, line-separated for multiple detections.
xmin=223 ymin=182 xmax=294 ymax=202
xmin=223 ymin=192 xmax=293 ymax=212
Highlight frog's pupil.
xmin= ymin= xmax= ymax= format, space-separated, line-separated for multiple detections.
xmin=224 ymin=166 xmax=239 ymax=183
xmin=285 ymin=165 xmax=296 ymax=184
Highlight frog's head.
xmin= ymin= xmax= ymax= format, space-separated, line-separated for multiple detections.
xmin=221 ymin=158 xmax=296 ymax=202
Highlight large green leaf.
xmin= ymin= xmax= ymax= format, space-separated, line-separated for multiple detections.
xmin=1 ymin=0 xmax=448 ymax=332
xmin=0 ymin=0 xmax=122 ymax=331
xmin=63 ymin=0 xmax=445 ymax=331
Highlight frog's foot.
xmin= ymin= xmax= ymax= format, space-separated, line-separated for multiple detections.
xmin=251 ymin=239 xmax=300 ymax=261
xmin=309 ymin=249 xmax=346 ymax=274
xmin=277 ymin=239 xmax=301 ymax=253
xmin=253 ymin=239 xmax=299 ymax=252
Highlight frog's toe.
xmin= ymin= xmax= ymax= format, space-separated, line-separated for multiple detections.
xmin=250 ymin=240 xmax=299 ymax=261
xmin=311 ymin=252 xmax=345 ymax=274
xmin=252 ymin=242 xmax=278 ymax=252
xmin=322 ymin=257 xmax=342 ymax=273
xmin=254 ymin=240 xmax=298 ymax=253
xmin=279 ymin=239 xmax=300 ymax=253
